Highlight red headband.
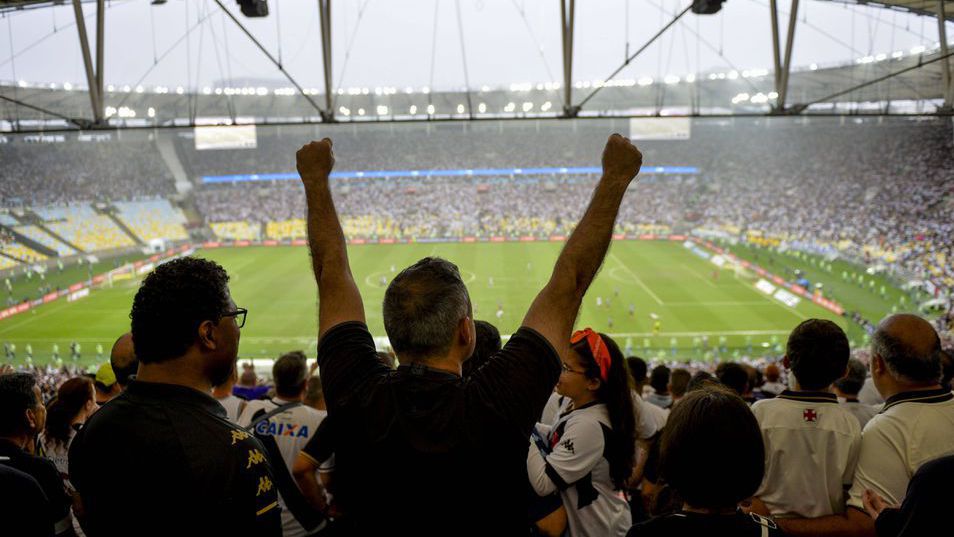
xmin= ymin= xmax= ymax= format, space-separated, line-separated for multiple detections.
xmin=570 ymin=328 xmax=611 ymax=382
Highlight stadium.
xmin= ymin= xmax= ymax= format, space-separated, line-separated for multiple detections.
xmin=0 ymin=0 xmax=953 ymax=535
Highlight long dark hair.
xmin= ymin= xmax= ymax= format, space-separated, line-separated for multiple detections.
xmin=571 ymin=332 xmax=636 ymax=489
xmin=45 ymin=377 xmax=94 ymax=447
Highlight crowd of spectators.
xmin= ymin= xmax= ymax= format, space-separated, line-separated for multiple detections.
xmin=192 ymin=119 xmax=954 ymax=294
xmin=0 ymin=139 xmax=176 ymax=206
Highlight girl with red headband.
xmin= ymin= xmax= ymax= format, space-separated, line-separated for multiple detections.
xmin=528 ymin=328 xmax=637 ymax=536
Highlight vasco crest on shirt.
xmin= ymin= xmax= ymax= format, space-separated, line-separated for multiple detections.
xmin=802 ymin=408 xmax=818 ymax=422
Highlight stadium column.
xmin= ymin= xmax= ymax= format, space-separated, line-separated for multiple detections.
xmin=560 ymin=0 xmax=576 ymax=118
xmin=777 ymin=0 xmax=800 ymax=112
xmin=71 ymin=0 xmax=104 ymax=124
xmin=939 ymin=0 xmax=953 ymax=110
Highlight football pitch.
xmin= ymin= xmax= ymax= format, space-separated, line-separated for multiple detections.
xmin=0 ymin=240 xmax=874 ymax=367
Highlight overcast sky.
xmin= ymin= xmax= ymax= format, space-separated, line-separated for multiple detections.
xmin=1 ymin=0 xmax=951 ymax=91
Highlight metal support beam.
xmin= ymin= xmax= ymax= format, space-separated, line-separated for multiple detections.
xmin=213 ymin=0 xmax=327 ymax=119
xmin=939 ymin=0 xmax=952 ymax=109
xmin=72 ymin=0 xmax=103 ymax=124
xmin=790 ymin=49 xmax=954 ymax=113
xmin=575 ymin=3 xmax=692 ymax=113
xmin=318 ymin=0 xmax=335 ymax=122
xmin=769 ymin=0 xmax=783 ymax=97
xmin=777 ymin=0 xmax=800 ymax=112
xmin=560 ymin=0 xmax=576 ymax=117
xmin=95 ymin=0 xmax=104 ymax=104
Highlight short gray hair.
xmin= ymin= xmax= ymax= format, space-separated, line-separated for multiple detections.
xmin=871 ymin=328 xmax=941 ymax=384
xmin=383 ymin=257 xmax=471 ymax=360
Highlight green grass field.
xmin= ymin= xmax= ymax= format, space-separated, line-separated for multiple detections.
xmin=0 ymin=240 xmax=903 ymax=368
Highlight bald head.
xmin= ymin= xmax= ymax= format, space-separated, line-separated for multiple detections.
xmin=110 ymin=332 xmax=139 ymax=388
xmin=872 ymin=314 xmax=941 ymax=384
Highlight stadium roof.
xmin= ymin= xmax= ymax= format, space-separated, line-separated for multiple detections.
xmin=817 ymin=0 xmax=954 ymax=21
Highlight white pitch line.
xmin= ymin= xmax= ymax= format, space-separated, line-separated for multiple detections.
xmin=609 ymin=253 xmax=663 ymax=306
xmin=605 ymin=329 xmax=789 ymax=337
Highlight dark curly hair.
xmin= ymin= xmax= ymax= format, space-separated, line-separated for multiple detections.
xmin=44 ymin=376 xmax=94 ymax=448
xmin=130 ymin=257 xmax=232 ymax=364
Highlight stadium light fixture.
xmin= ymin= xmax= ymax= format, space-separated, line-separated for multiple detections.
xmin=147 ymin=107 xmax=156 ymax=118
xmin=422 ymin=87 xmax=431 ymax=94
xmin=426 ymin=104 xmax=435 ymax=114
xmin=107 ymin=84 xmax=115 ymax=92
xmin=664 ymin=75 xmax=680 ymax=84
xmin=891 ymin=51 xmax=904 ymax=59
xmin=541 ymin=101 xmax=552 ymax=112
xmin=357 ymin=108 xmax=365 ymax=116
xmin=409 ymin=105 xmax=418 ymax=114
xmin=377 ymin=105 xmax=389 ymax=115
xmin=727 ymin=70 xmax=739 ymax=80
xmin=638 ymin=77 xmax=653 ymax=86
xmin=457 ymin=104 xmax=466 ymax=113
xmin=504 ymin=102 xmax=516 ymax=112
xmin=135 ymin=85 xmax=144 ymax=93
xmin=809 ymin=63 xmax=818 ymax=70
xmin=478 ymin=102 xmax=487 ymax=113
xmin=909 ymin=45 xmax=926 ymax=54
xmin=64 ymin=82 xmax=73 ymax=91
xmin=105 ymin=106 xmax=116 ymax=117
xmin=339 ymin=106 xmax=350 ymax=116
xmin=685 ymin=74 xmax=696 ymax=83
xmin=175 ymin=86 xmax=184 ymax=94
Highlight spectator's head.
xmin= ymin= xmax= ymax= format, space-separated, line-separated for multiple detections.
xmin=129 ymin=257 xmax=240 ymax=387
xmin=0 ymin=373 xmax=45 ymax=443
xmin=94 ymin=362 xmax=120 ymax=404
xmin=870 ymin=314 xmax=942 ymax=397
xmin=462 ymin=320 xmax=502 ymax=378
xmin=668 ymin=368 xmax=691 ymax=400
xmin=239 ymin=363 xmax=257 ymax=387
xmin=303 ymin=375 xmax=324 ymax=410
xmin=383 ymin=257 xmax=474 ymax=365
xmin=649 ymin=365 xmax=671 ymax=396
xmin=832 ymin=358 xmax=868 ymax=398
xmin=109 ymin=332 xmax=138 ymax=389
xmin=626 ymin=356 xmax=648 ymax=391
xmin=783 ymin=319 xmax=850 ymax=391
xmin=659 ymin=385 xmax=765 ymax=511
xmin=44 ymin=376 xmax=96 ymax=448
xmin=273 ymin=351 xmax=308 ymax=399
xmin=715 ymin=362 xmax=749 ymax=397
xmin=764 ymin=363 xmax=781 ymax=383
xmin=686 ymin=370 xmax=717 ymax=392
xmin=561 ymin=330 xmax=635 ymax=488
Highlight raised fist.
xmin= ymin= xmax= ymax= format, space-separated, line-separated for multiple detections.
xmin=296 ymin=138 xmax=335 ymax=186
xmin=601 ymin=133 xmax=642 ymax=183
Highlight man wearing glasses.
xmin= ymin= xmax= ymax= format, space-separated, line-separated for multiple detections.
xmin=68 ymin=257 xmax=280 ymax=537
xmin=296 ymin=134 xmax=642 ymax=535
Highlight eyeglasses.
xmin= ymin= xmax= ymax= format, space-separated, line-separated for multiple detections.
xmin=223 ymin=308 xmax=248 ymax=328
xmin=561 ymin=361 xmax=587 ymax=375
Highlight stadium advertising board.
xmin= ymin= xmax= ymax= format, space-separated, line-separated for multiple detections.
xmin=194 ymin=125 xmax=258 ymax=150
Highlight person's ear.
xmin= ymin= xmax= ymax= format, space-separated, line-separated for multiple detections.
xmin=587 ymin=377 xmax=601 ymax=392
xmin=871 ymin=355 xmax=885 ymax=376
xmin=198 ymin=319 xmax=218 ymax=350
xmin=458 ymin=317 xmax=473 ymax=347
xmin=25 ymin=408 xmax=37 ymax=430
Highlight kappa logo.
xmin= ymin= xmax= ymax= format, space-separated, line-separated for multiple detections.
xmin=246 ymin=449 xmax=266 ymax=469
xmin=256 ymin=476 xmax=273 ymax=497
xmin=560 ymin=438 xmax=575 ymax=454
xmin=803 ymin=408 xmax=818 ymax=422
xmin=254 ymin=420 xmax=311 ymax=438
xmin=230 ymin=429 xmax=251 ymax=445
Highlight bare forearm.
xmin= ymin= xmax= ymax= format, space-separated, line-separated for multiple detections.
xmin=304 ymin=182 xmax=352 ymax=285
xmin=550 ymin=177 xmax=630 ymax=297
xmin=294 ymin=471 xmax=329 ymax=512
xmin=776 ymin=509 xmax=875 ymax=537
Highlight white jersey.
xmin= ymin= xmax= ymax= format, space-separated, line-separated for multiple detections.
xmin=216 ymin=394 xmax=245 ymax=424
xmin=847 ymin=388 xmax=954 ymax=510
xmin=751 ymin=391 xmax=861 ymax=518
xmin=238 ymin=398 xmax=327 ymax=537
xmin=527 ymin=403 xmax=631 ymax=537
xmin=39 ymin=431 xmax=84 ymax=537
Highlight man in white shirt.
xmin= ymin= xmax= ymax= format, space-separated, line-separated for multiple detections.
xmin=238 ymin=352 xmax=327 ymax=537
xmin=773 ymin=314 xmax=954 ymax=537
xmin=752 ymin=319 xmax=861 ymax=519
